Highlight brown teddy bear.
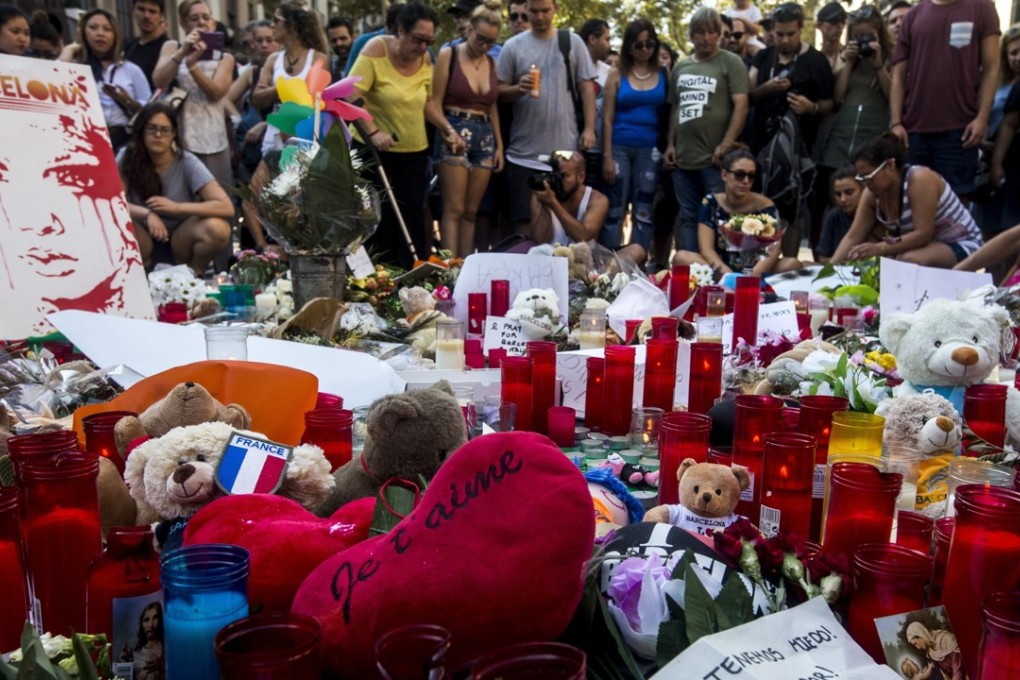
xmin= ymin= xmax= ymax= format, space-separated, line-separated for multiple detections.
xmin=643 ymin=459 xmax=750 ymax=536
xmin=125 ymin=421 xmax=335 ymax=551
xmin=318 ymin=381 xmax=467 ymax=514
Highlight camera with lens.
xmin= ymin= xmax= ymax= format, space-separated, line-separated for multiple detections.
xmin=527 ymin=171 xmax=565 ymax=197
xmin=856 ymin=34 xmax=875 ymax=57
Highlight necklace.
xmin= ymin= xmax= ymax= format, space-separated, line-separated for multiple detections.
xmin=632 ymin=69 xmax=653 ymax=80
xmin=284 ymin=49 xmax=304 ymax=73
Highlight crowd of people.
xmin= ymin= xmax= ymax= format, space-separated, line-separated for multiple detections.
xmin=1 ymin=0 xmax=1019 ymax=281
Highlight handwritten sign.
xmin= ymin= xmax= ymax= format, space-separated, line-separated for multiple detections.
xmin=879 ymin=258 xmax=993 ymax=315
xmin=719 ymin=301 xmax=800 ymax=353
xmin=482 ymin=316 xmax=528 ymax=356
xmin=651 ymin=597 xmax=900 ymax=680
xmin=452 ymin=253 xmax=568 ymax=329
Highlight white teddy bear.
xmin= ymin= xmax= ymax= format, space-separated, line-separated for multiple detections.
xmin=505 ymin=288 xmax=564 ymax=339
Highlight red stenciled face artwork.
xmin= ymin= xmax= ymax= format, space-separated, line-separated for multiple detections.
xmin=0 ymin=68 xmax=145 ymax=335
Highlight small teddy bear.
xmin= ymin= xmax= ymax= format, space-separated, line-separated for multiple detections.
xmin=505 ymin=288 xmax=564 ymax=340
xmin=643 ymin=459 xmax=750 ymax=536
xmin=603 ymin=452 xmax=659 ymax=488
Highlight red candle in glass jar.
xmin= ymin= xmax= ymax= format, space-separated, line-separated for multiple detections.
xmin=7 ymin=430 xmax=80 ymax=482
xmin=501 ymin=357 xmax=534 ymax=432
xmin=797 ymin=395 xmax=850 ymax=542
xmin=488 ymin=348 xmax=507 ymax=369
xmin=643 ymin=338 xmax=678 ymax=413
xmin=847 ymin=544 xmax=932 ymax=663
xmin=21 ymin=455 xmax=102 ymax=637
xmin=822 ymin=462 xmax=902 ymax=559
xmin=624 ymin=319 xmax=641 ymax=344
xmin=759 ymin=432 xmax=815 ymax=538
xmin=158 ymin=302 xmax=189 ymax=324
xmin=976 ymin=592 xmax=1020 ymax=680
xmin=964 ymin=383 xmax=1008 ymax=450
xmin=468 ymin=292 xmax=487 ymax=335
xmin=688 ymin=342 xmax=723 ymax=415
xmin=731 ymin=276 xmax=760 ymax=353
xmin=602 ymin=346 xmax=636 ymax=436
xmin=315 ymin=392 xmax=344 ymax=410
xmin=82 ymin=411 xmax=136 ymax=475
xmin=585 ymin=358 xmax=604 ymax=432
xmin=894 ymin=511 xmax=934 ymax=555
xmin=547 ymin=407 xmax=576 ymax=448
xmin=658 ymin=412 xmax=712 ymax=505
xmin=490 ymin=280 xmax=510 ymax=318
xmin=732 ymin=394 xmax=785 ymax=520
xmin=942 ymin=485 xmax=1020 ymax=678
xmin=650 ymin=316 xmax=678 ymax=340
xmin=300 ymin=408 xmax=354 ymax=471
xmin=527 ymin=341 xmax=557 ymax=434
xmin=929 ymin=516 xmax=955 ymax=605
xmin=0 ymin=488 xmax=29 ymax=652
xmin=669 ymin=265 xmax=690 ymax=315
xmin=86 ymin=525 xmax=161 ymax=644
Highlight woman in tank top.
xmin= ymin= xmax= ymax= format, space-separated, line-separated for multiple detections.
xmin=425 ymin=0 xmax=503 ymax=258
xmin=601 ymin=19 xmax=667 ymax=253
xmin=252 ymin=2 xmax=329 ymax=155
xmin=831 ymin=133 xmax=984 ymax=267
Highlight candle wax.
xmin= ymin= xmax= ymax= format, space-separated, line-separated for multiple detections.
xmin=165 ymin=589 xmax=248 ymax=680
xmin=435 ymin=339 xmax=465 ymax=370
xmin=578 ymin=331 xmax=605 ymax=349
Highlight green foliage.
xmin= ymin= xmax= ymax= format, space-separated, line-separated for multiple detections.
xmin=1 ymin=624 xmax=106 ymax=679
xmin=683 ymin=563 xmax=717 ymax=644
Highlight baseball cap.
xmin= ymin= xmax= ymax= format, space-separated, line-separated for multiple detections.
xmin=447 ymin=0 xmax=481 ymax=15
xmin=817 ymin=2 xmax=847 ymax=23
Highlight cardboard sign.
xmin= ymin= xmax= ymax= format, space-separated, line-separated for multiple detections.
xmin=651 ymin=597 xmax=900 ymax=679
xmin=879 ymin=258 xmax=993 ymax=315
xmin=452 ymin=253 xmax=569 ymax=329
xmin=0 ymin=56 xmax=154 ymax=338
xmin=216 ymin=432 xmax=292 ymax=495
xmin=482 ymin=316 xmax=529 ymax=355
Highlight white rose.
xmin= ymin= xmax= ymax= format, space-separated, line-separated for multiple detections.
xmin=742 ymin=217 xmax=765 ymax=236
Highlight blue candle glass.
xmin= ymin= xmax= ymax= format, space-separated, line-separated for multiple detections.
xmin=161 ymin=544 xmax=250 ymax=680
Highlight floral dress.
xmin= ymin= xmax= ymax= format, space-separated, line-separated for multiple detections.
xmin=698 ymin=194 xmax=780 ymax=271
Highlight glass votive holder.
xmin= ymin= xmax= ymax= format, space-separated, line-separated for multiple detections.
xmin=945 ymin=458 xmax=1015 ymax=518
xmin=629 ymin=407 xmax=664 ymax=455
xmin=205 ymin=326 xmax=249 ymax=360
xmin=351 ymin=405 xmax=370 ymax=456
xmin=704 ymin=286 xmax=726 ymax=317
xmin=435 ymin=319 xmax=466 ymax=371
xmin=894 ymin=510 xmax=934 ymax=554
xmin=471 ymin=642 xmax=586 ymax=680
xmin=929 ymin=516 xmax=955 ymax=605
xmin=790 ymin=290 xmax=809 ymax=314
xmin=376 ymin=623 xmax=452 ymax=680
xmin=466 ymin=397 xmax=517 ymax=439
xmin=822 ymin=461 xmax=901 ymax=557
xmin=215 ymin=612 xmax=321 ymax=679
xmin=624 ymin=319 xmax=642 ymax=344
xmin=828 ymin=411 xmax=884 ymax=457
xmin=490 ymin=280 xmax=511 ymax=318
xmin=548 ymin=407 xmax=577 ymax=448
xmin=975 ymin=592 xmax=1020 ymax=679
xmin=808 ymin=295 xmax=831 ymax=337
xmin=695 ymin=316 xmax=723 ymax=344
xmin=468 ymin=292 xmax=487 ymax=334
xmin=578 ymin=312 xmax=606 ymax=350
xmin=883 ymin=443 xmax=921 ymax=512
xmin=707 ymin=446 xmax=732 ymax=465
xmin=650 ymin=316 xmax=678 ymax=340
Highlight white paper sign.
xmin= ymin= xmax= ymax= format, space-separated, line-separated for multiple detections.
xmin=651 ymin=597 xmax=900 ymax=680
xmin=606 ymin=278 xmax=670 ymax=340
xmin=0 ymin=57 xmax=155 ymax=338
xmin=879 ymin=257 xmax=993 ymax=315
xmin=482 ymin=316 xmax=528 ymax=355
xmin=345 ymin=246 xmax=375 ymax=278
xmin=718 ymin=301 xmax=801 ymax=352
xmin=452 ymin=253 xmax=568 ymax=327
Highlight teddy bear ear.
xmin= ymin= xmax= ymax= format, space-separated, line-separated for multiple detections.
xmin=431 ymin=380 xmax=455 ymax=397
xmin=878 ymin=312 xmax=912 ymax=356
xmin=369 ymin=396 xmax=423 ymax=435
xmin=676 ymin=458 xmax=698 ymax=482
xmin=114 ymin=416 xmax=148 ymax=455
xmin=731 ymin=464 xmax=752 ymax=492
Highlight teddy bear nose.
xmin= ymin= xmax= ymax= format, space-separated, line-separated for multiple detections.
xmin=951 ymin=347 xmax=979 ymax=366
xmin=701 ymin=492 xmax=713 ymax=504
xmin=184 ymin=381 xmax=195 ymax=388
xmin=936 ymin=416 xmax=955 ymax=432
xmin=173 ymin=463 xmax=195 ymax=484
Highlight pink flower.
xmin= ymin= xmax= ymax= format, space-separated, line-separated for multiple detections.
xmin=433 ymin=286 xmax=451 ymax=300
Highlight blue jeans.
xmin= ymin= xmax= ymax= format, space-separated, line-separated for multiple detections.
xmin=672 ymin=166 xmax=724 ymax=252
xmin=601 ymin=145 xmax=661 ymax=250
xmin=908 ymin=129 xmax=978 ymax=196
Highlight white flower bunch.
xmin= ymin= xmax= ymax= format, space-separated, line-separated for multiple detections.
xmin=690 ymin=262 xmax=714 ymax=288
xmin=263 ymin=273 xmax=295 ymax=320
xmin=797 ymin=350 xmax=892 ymax=413
xmin=147 ymin=266 xmax=207 ymax=306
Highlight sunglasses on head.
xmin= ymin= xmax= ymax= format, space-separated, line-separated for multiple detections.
xmin=508 ymin=12 xmax=527 ymax=20
xmin=854 ymin=158 xmax=889 ymax=183
xmin=727 ymin=169 xmax=756 ymax=182
xmin=633 ymin=40 xmax=658 ymax=50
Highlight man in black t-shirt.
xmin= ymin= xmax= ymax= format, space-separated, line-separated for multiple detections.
xmin=122 ymin=0 xmax=169 ymax=89
xmin=747 ymin=2 xmax=834 ymax=155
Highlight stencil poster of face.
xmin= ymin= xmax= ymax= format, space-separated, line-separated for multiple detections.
xmin=0 ymin=56 xmax=153 ymax=338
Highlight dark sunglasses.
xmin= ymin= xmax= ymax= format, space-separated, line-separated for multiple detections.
xmin=730 ymin=31 xmax=744 ymax=39
xmin=632 ymin=40 xmax=658 ymax=50
xmin=728 ymin=169 xmax=756 ymax=182
xmin=508 ymin=12 xmax=527 ymax=20
xmin=474 ymin=33 xmax=497 ymax=46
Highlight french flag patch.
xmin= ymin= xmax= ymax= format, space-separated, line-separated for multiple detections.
xmin=215 ymin=432 xmax=292 ymax=496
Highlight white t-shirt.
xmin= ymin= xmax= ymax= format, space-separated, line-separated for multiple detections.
xmin=725 ymin=5 xmax=767 ymax=49
xmin=99 ymin=61 xmax=152 ymax=127
xmin=666 ymin=505 xmax=738 ymax=536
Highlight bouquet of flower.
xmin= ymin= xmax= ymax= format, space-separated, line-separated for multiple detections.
xmin=257 ymin=125 xmax=380 ymax=255
xmin=147 ymin=266 xmax=207 ymax=307
xmin=230 ymin=249 xmax=287 ymax=288
xmin=797 ymin=349 xmax=893 ymax=412
xmin=719 ymin=213 xmax=783 ymax=252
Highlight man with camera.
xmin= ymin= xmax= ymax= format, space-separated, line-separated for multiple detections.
xmin=530 ymin=151 xmax=647 ymax=263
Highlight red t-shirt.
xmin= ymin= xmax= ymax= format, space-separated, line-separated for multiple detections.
xmin=893 ymin=0 xmax=1000 ymax=133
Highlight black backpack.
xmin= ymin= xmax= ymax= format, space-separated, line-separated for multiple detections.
xmin=756 ymin=110 xmax=815 ymax=211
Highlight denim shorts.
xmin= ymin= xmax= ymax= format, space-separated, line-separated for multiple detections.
xmin=434 ymin=113 xmax=496 ymax=170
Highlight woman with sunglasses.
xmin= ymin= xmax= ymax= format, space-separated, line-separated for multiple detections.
xmin=672 ymin=146 xmax=799 ymax=276
xmin=119 ymin=102 xmax=234 ymax=273
xmin=351 ymin=2 xmax=438 ymax=269
xmin=601 ymin=18 xmax=667 ymax=252
xmin=59 ymin=9 xmax=151 ymax=152
xmin=425 ymin=0 xmax=503 ymax=258
xmin=831 ymin=133 xmax=984 ymax=266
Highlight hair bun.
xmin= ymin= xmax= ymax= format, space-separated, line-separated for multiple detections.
xmin=482 ymin=0 xmax=502 ymax=10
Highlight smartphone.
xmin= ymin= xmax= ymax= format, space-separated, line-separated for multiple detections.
xmin=198 ymin=31 xmax=225 ymax=61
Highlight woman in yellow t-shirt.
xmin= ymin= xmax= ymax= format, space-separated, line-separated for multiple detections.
xmin=350 ymin=2 xmax=438 ymax=269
